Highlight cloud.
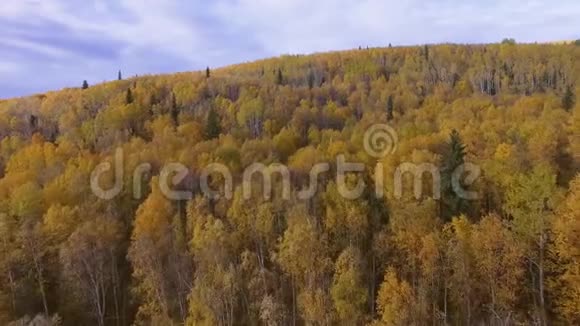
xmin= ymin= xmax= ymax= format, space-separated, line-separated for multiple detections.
xmin=1 ymin=37 xmax=73 ymax=58
xmin=0 ymin=0 xmax=204 ymax=61
xmin=0 ymin=0 xmax=210 ymax=97
xmin=212 ymin=0 xmax=580 ymax=50
xmin=0 ymin=0 xmax=579 ymax=98
xmin=0 ymin=61 xmax=21 ymax=74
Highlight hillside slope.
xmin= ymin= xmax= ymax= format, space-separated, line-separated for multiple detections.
xmin=0 ymin=43 xmax=579 ymax=325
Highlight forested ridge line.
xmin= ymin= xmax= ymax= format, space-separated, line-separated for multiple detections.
xmin=0 ymin=43 xmax=579 ymax=325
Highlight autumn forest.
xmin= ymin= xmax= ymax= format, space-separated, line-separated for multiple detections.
xmin=0 ymin=43 xmax=579 ymax=325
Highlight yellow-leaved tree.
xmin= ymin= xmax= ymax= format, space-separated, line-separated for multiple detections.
xmin=552 ymin=175 xmax=580 ymax=323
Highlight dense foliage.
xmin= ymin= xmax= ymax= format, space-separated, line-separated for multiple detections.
xmin=0 ymin=43 xmax=579 ymax=325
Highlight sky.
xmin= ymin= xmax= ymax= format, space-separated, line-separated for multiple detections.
xmin=1 ymin=0 xmax=579 ymax=99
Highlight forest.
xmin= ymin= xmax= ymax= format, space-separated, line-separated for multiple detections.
xmin=0 ymin=43 xmax=578 ymax=325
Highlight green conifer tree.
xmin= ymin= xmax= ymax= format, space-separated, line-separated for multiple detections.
xmin=562 ymin=85 xmax=575 ymax=111
xmin=126 ymin=88 xmax=133 ymax=104
xmin=276 ymin=68 xmax=284 ymax=85
xmin=441 ymin=129 xmax=469 ymax=221
xmin=205 ymin=108 xmax=221 ymax=140
xmin=171 ymin=93 xmax=179 ymax=126
xmin=307 ymin=70 xmax=315 ymax=89
xmin=387 ymin=95 xmax=394 ymax=121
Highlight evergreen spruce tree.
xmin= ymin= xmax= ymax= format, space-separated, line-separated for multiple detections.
xmin=82 ymin=80 xmax=89 ymax=89
xmin=118 ymin=70 xmax=122 ymax=80
xmin=307 ymin=69 xmax=315 ymax=89
xmin=206 ymin=66 xmax=210 ymax=78
xmin=205 ymin=108 xmax=221 ymax=140
xmin=441 ymin=129 xmax=468 ymax=221
xmin=387 ymin=95 xmax=394 ymax=121
xmin=29 ymin=115 xmax=38 ymax=130
xmin=171 ymin=93 xmax=179 ymax=126
xmin=562 ymin=85 xmax=575 ymax=111
xmin=126 ymin=88 xmax=134 ymax=104
xmin=502 ymin=38 xmax=516 ymax=45
xmin=276 ymin=68 xmax=284 ymax=85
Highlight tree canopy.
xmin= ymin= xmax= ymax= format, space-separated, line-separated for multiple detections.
xmin=0 ymin=42 xmax=578 ymax=325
